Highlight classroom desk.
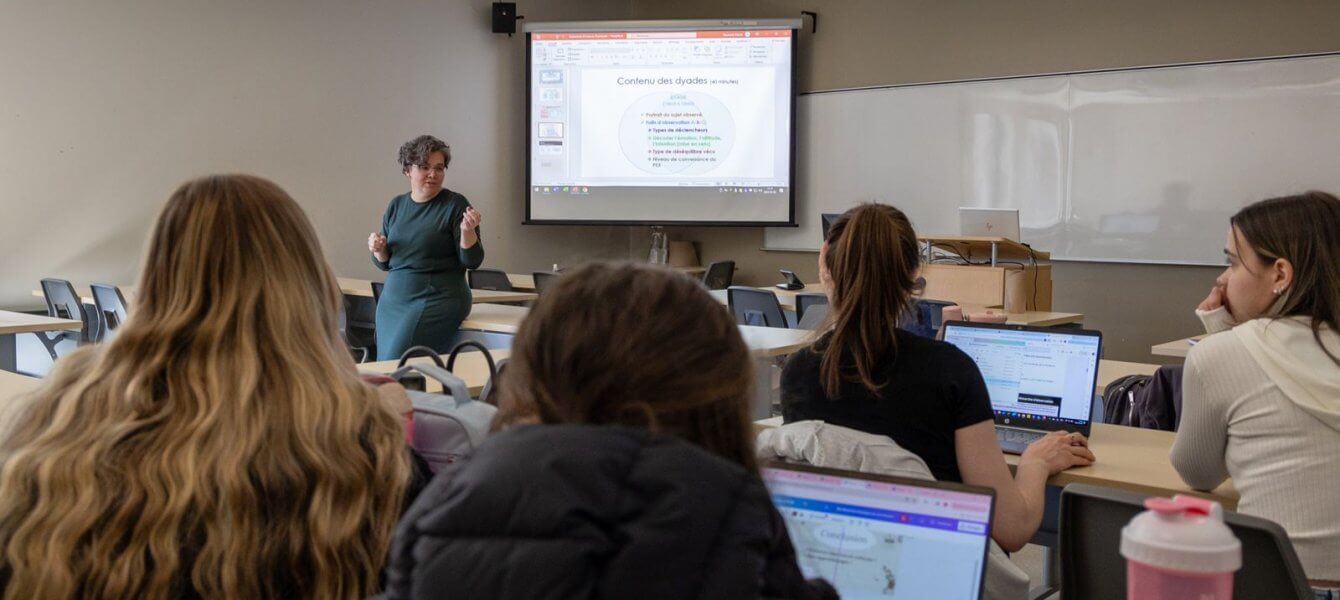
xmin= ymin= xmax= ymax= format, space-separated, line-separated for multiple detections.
xmin=459 ymin=303 xmax=814 ymax=359
xmin=506 ymin=265 xmax=708 ymax=292
xmin=754 ymin=416 xmax=1237 ymax=508
xmin=1 ymin=311 xmax=84 ymax=373
xmin=709 ymin=290 xmax=1085 ymax=328
xmin=335 ymin=278 xmax=537 ymax=304
xmin=359 ymin=348 xmax=511 ymax=395
xmin=1151 ymin=335 xmax=1204 ymax=358
xmin=459 ymin=303 xmax=531 ymax=334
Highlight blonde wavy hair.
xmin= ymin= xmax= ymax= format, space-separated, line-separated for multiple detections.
xmin=0 ymin=175 xmax=410 ymax=599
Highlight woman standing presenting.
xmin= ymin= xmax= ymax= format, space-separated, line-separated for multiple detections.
xmin=369 ymin=135 xmax=484 ymax=360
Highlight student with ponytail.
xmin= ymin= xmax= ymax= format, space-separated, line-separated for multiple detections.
xmin=780 ymin=203 xmax=1093 ymax=552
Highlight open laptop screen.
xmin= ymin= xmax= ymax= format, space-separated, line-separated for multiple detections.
xmin=942 ymin=321 xmax=1102 ymax=431
xmin=763 ymin=462 xmax=994 ymax=600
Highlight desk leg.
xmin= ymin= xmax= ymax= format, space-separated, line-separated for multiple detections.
xmin=1027 ymin=545 xmax=1061 ymax=599
xmin=750 ymin=358 xmax=775 ymax=420
xmin=0 ymin=333 xmax=15 ymax=373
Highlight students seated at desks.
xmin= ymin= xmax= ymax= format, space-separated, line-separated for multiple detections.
xmin=383 ymin=262 xmax=836 ymax=599
xmin=1171 ymin=191 xmax=1340 ymax=592
xmin=0 ymin=176 xmax=424 ymax=599
xmin=779 ymin=203 xmax=1093 ymax=551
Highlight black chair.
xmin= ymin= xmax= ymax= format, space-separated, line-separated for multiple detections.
xmin=371 ymin=281 xmax=385 ymax=304
xmin=89 ymin=283 xmax=130 ymax=342
xmin=37 ymin=278 xmax=93 ymax=359
xmin=342 ymin=293 xmax=377 ymax=363
xmin=727 ymin=286 xmax=788 ymax=328
xmin=701 ymin=261 xmax=735 ymax=290
xmin=794 ymin=293 xmax=829 ymax=329
xmin=904 ymin=298 xmax=958 ymax=339
xmin=532 ymin=271 xmax=559 ymax=295
xmin=468 ymin=268 xmax=514 ymax=292
xmin=1060 ymin=483 xmax=1311 ymax=600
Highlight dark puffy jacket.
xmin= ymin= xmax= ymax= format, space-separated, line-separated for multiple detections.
xmin=381 ymin=424 xmax=836 ymax=600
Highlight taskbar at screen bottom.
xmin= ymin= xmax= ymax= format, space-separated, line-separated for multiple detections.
xmin=526 ymin=184 xmax=793 ymax=225
xmin=529 ymin=184 xmax=787 ymax=197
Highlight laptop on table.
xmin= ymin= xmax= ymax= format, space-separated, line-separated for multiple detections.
xmin=958 ymin=207 xmax=1021 ymax=242
xmin=942 ymin=321 xmax=1102 ymax=454
xmin=762 ymin=462 xmax=995 ymax=600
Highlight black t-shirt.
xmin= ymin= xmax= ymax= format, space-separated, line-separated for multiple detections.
xmin=780 ymin=329 xmax=995 ymax=482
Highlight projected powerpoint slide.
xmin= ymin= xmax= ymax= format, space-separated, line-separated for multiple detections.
xmin=579 ymin=67 xmax=776 ymax=182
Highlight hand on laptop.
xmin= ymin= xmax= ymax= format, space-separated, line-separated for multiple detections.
xmin=1021 ymin=430 xmax=1095 ymax=475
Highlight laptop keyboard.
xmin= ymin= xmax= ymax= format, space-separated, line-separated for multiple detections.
xmin=996 ymin=427 xmax=1045 ymax=455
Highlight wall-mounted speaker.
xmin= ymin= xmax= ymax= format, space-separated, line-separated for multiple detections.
xmin=492 ymin=3 xmax=518 ymax=35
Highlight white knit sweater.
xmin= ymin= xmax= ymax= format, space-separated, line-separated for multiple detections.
xmin=1171 ymin=307 xmax=1340 ymax=581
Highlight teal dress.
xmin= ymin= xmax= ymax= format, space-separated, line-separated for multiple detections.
xmin=373 ymin=189 xmax=484 ymax=360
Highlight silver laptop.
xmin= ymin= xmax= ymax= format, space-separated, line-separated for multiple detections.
xmin=958 ymin=207 xmax=1021 ymax=242
xmin=763 ymin=462 xmax=995 ymax=599
xmin=942 ymin=321 xmax=1102 ymax=454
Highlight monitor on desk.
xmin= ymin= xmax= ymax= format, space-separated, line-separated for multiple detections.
xmin=763 ymin=462 xmax=994 ymax=600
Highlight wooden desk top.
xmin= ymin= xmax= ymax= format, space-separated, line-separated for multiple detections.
xmin=507 ymin=266 xmax=705 ymax=292
xmin=460 ymin=303 xmax=531 ymax=334
xmin=708 ymin=290 xmax=1083 ymax=328
xmin=460 ymin=304 xmax=813 ymax=358
xmin=359 ymin=349 xmax=511 ymax=395
xmin=0 ymin=311 xmax=82 ymax=335
xmin=1151 ymin=335 xmax=1204 ymax=358
xmin=755 ymin=417 xmax=1237 ymax=508
xmin=0 ymin=370 xmax=41 ymax=399
xmin=507 ymin=273 xmax=537 ymax=291
xmin=738 ymin=325 xmax=815 ymax=358
xmin=335 ymin=278 xmax=537 ymax=304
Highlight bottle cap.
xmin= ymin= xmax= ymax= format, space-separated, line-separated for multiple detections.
xmin=1120 ymin=495 xmax=1241 ymax=573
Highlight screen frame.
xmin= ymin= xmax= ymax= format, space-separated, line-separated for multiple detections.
xmin=523 ymin=19 xmax=800 ymax=227
xmin=941 ymin=320 xmax=1104 ymax=435
xmin=761 ymin=460 xmax=995 ymax=600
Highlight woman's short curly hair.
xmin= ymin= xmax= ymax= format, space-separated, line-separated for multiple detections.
xmin=398 ymin=135 xmax=451 ymax=173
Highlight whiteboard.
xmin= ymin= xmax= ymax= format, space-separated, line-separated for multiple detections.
xmin=768 ymin=54 xmax=1340 ymax=265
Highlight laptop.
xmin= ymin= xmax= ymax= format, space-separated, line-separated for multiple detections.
xmin=958 ymin=207 xmax=1021 ymax=242
xmin=762 ymin=462 xmax=995 ymax=600
xmin=942 ymin=321 xmax=1102 ymax=454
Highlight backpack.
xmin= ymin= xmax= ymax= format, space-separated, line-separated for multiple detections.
xmin=392 ymin=342 xmax=499 ymax=472
xmin=1101 ymin=374 xmax=1154 ymax=427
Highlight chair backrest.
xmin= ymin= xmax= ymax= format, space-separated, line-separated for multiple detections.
xmin=342 ymin=294 xmax=377 ymax=358
xmin=467 ymin=268 xmax=513 ymax=291
xmin=371 ymin=281 xmax=385 ymax=304
xmin=40 ymin=278 xmax=91 ymax=342
xmin=726 ymin=286 xmax=788 ymax=328
xmin=793 ymin=292 xmax=828 ymax=325
xmin=701 ymin=260 xmax=735 ymax=290
xmin=1059 ymin=483 xmax=1311 ymax=600
xmin=904 ymin=298 xmax=958 ymax=339
xmin=531 ymin=271 xmax=558 ymax=295
xmin=89 ymin=284 xmax=130 ymax=342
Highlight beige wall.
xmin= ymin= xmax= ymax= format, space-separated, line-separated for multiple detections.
xmin=628 ymin=0 xmax=1340 ymax=362
xmin=7 ymin=1 xmax=1338 ymax=362
xmin=0 ymin=0 xmax=631 ymax=311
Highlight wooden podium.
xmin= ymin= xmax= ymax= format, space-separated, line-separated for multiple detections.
xmin=918 ymin=236 xmax=1052 ymax=312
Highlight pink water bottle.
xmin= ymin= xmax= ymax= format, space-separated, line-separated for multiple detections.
xmin=1121 ymin=495 xmax=1241 ymax=600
